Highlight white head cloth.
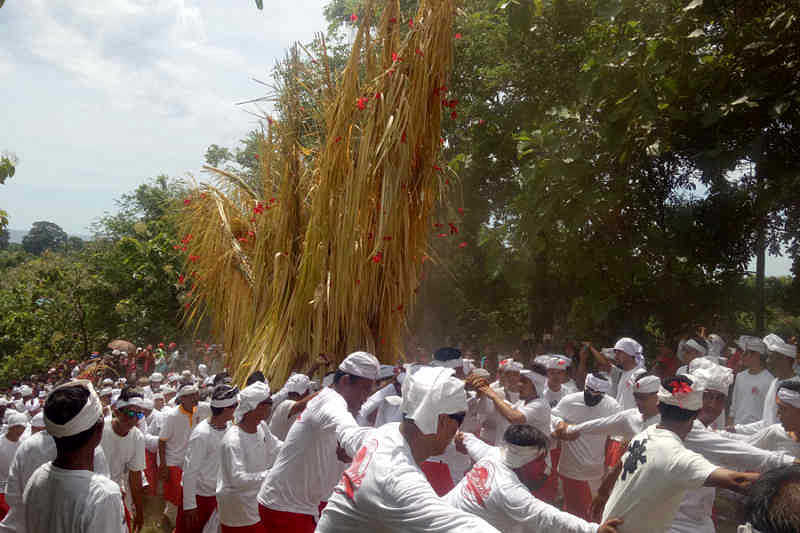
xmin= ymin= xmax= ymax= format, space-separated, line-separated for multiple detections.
xmin=141 ymin=399 xmax=154 ymax=410
xmin=401 ymin=366 xmax=466 ymax=435
xmin=614 ymin=337 xmax=644 ymax=366
xmin=691 ymin=363 xmax=734 ymax=395
xmin=707 ymin=334 xmax=725 ymax=361
xmin=777 ymin=384 xmax=800 ymax=409
xmin=338 ymin=351 xmax=380 ymax=380
xmin=115 ymin=396 xmax=147 ymax=409
xmin=378 ymin=365 xmax=395 ymax=380
xmin=533 ymin=355 xmax=551 ymax=368
xmin=462 ymin=359 xmax=476 ymax=376
xmin=198 ymin=364 xmax=208 ymax=376
xmin=544 ymin=355 xmax=571 ymax=370
xmin=102 ymin=378 xmax=114 ymax=386
xmin=176 ymin=385 xmax=198 ymax=399
xmin=31 ymin=412 xmax=45 ymax=428
xmin=736 ymin=335 xmax=767 ymax=355
xmin=0 ymin=397 xmax=8 ymax=407
xmin=234 ymin=381 xmax=270 ymax=423
xmin=506 ymin=361 xmax=523 ymax=373
xmin=7 ymin=412 xmax=28 ymax=428
xmin=150 ymin=372 xmax=164 ymax=382
xmin=585 ymin=373 xmax=611 ymax=393
xmin=634 ymin=375 xmax=660 ymax=394
xmin=19 ymin=385 xmax=33 ymax=397
xmin=284 ymin=373 xmax=311 ymax=395
xmin=471 ymin=368 xmax=491 ymax=379
xmin=519 ymin=369 xmax=547 ymax=395
xmin=657 ymin=377 xmax=704 ymax=411
xmin=763 ymin=334 xmax=797 ymax=360
xmin=43 ymin=379 xmax=103 ymax=438
xmin=210 ymin=394 xmax=238 ymax=409
xmin=684 ymin=339 xmax=708 ymax=357
xmin=501 ymin=441 xmax=546 ymax=469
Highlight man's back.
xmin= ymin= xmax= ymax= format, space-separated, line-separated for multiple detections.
xmin=23 ymin=462 xmax=125 ymax=533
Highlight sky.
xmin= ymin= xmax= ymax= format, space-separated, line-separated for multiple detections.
xmin=0 ymin=1 xmax=792 ymax=276
xmin=1 ymin=0 xmax=329 ymax=233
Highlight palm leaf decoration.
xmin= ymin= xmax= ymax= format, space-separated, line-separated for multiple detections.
xmin=178 ymin=0 xmax=457 ymax=384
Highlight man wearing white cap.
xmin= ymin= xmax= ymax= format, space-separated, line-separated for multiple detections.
xmin=612 ymin=338 xmax=646 ymax=412
xmin=269 ymin=374 xmax=312 ymax=440
xmin=0 ymin=414 xmax=27 ymax=521
xmin=219 ymin=381 xmax=280 ymax=532
xmin=143 ymin=373 xmax=164 ymax=399
xmin=743 ymin=380 xmax=800 ymax=458
xmin=357 ymin=369 xmax=402 ymax=427
xmin=728 ymin=336 xmax=774 ymax=426
xmin=536 ymin=355 xmax=576 ymax=409
xmin=178 ymin=384 xmax=238 ymax=533
xmin=159 ymin=384 xmax=200 ymax=525
xmin=23 ymin=380 xmax=126 ymax=532
xmin=552 ymin=373 xmax=620 ymax=520
xmin=258 ymin=351 xmax=379 ymax=533
xmin=601 ymin=375 xmax=759 ymax=533
xmin=447 ymin=425 xmax=623 ymax=533
xmin=316 ymin=366 xmax=499 ymax=532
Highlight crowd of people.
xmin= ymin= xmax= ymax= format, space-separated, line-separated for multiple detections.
xmin=0 ymin=332 xmax=799 ymax=533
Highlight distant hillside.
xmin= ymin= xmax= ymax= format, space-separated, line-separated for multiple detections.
xmin=7 ymin=229 xmax=91 ymax=244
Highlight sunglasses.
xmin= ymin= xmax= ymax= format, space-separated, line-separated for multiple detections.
xmin=447 ymin=412 xmax=466 ymax=426
xmin=122 ymin=409 xmax=145 ymax=420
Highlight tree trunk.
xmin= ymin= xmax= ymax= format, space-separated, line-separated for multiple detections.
xmin=755 ymin=159 xmax=766 ymax=336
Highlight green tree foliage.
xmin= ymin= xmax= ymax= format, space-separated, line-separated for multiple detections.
xmin=0 ymin=228 xmax=8 ymax=251
xmin=21 ymin=221 xmax=68 ymax=255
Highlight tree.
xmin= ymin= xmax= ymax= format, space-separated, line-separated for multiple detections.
xmin=0 ymin=228 xmax=8 ymax=250
xmin=22 ymin=221 xmax=68 ymax=255
xmin=0 ymin=152 xmax=16 ymax=185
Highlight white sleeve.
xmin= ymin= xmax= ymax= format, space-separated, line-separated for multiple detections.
xmin=462 ymin=432 xmax=495 ymax=463
xmin=729 ymin=382 xmax=741 ymax=421
xmin=337 ymin=424 xmax=376 ymax=459
xmin=685 ymin=427 xmax=792 ymax=471
xmin=734 ymin=420 xmax=769 ymax=436
xmin=130 ymin=428 xmax=146 ymax=472
xmin=569 ymin=411 xmax=631 ymax=439
xmin=86 ymin=490 xmax=127 ymax=533
xmin=502 ymin=483 xmax=597 ymax=533
xmin=181 ymin=432 xmax=206 ymax=510
xmin=220 ymin=439 xmax=267 ymax=491
xmin=159 ymin=412 xmax=173 ymax=441
xmin=668 ymin=448 xmax=718 ymax=490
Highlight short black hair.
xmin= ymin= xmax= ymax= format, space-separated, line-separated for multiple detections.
xmin=45 ymin=385 xmax=99 ymax=452
xmin=504 ymin=424 xmax=549 ymax=450
xmin=118 ymin=386 xmax=144 ymax=403
xmin=213 ymin=372 xmax=229 ymax=386
xmin=246 ymin=371 xmax=266 ymax=386
xmin=333 ymin=370 xmax=366 ymax=385
xmin=658 ymin=375 xmax=700 ymax=421
xmin=778 ymin=379 xmax=800 ymax=395
xmin=433 ymin=347 xmax=461 ymax=362
xmin=210 ymin=384 xmax=238 ymax=416
xmin=635 ymin=372 xmax=655 ymax=383
xmin=744 ymin=464 xmax=800 ymax=533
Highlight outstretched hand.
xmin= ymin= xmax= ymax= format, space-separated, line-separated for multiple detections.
xmin=598 ymin=518 xmax=623 ymax=533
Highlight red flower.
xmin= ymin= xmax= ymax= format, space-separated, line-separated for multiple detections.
xmin=181 ymin=246 xmax=187 ymax=252
xmin=458 ymin=242 xmax=468 ymax=248
xmin=458 ymin=207 xmax=464 ymax=214
xmin=383 ymin=236 xmax=392 ymax=241
xmin=247 ymin=231 xmax=255 ymax=237
xmin=401 ymin=131 xmax=407 ymax=143
xmin=389 ymin=17 xmax=397 ymax=23
xmin=254 ymin=202 xmax=265 ymax=214
xmin=451 ymin=110 xmax=458 ymax=119
xmin=334 ymin=136 xmax=342 ymax=143
xmin=478 ymin=119 xmax=486 ymax=126
xmin=357 ymin=97 xmax=368 ymax=110
xmin=449 ymin=99 xmax=459 ymax=108
xmin=448 ymin=222 xmax=458 ymax=235
xmin=269 ymin=197 xmax=276 ymax=203
xmin=158 ymin=343 xmax=165 ymax=348
xmin=415 ymin=48 xmax=424 ymax=56
xmin=434 ymin=164 xmax=442 ymax=171
xmin=455 ymin=33 xmax=462 ymax=39
xmin=254 ymin=154 xmax=260 ymax=160
xmin=669 ymin=380 xmax=693 ymax=395
xmin=238 ymin=237 xmax=248 ymax=243
xmin=397 ymin=304 xmax=404 ymax=311
xmin=442 ymin=98 xmax=449 ymax=107
xmin=356 ymin=279 xmax=361 ymax=285
xmin=184 ymin=303 xmax=191 ymax=309
xmin=375 ymin=92 xmax=381 ymax=100
xmin=408 ymin=18 xmax=414 ymax=28
xmin=183 ymin=198 xmax=191 ymax=206
xmin=189 ymin=254 xmax=199 ymax=262
xmin=391 ymin=52 xmax=402 ymax=62
xmin=438 ymin=233 xmax=448 ymax=237
xmin=372 ymin=252 xmax=382 ymax=263
xmin=350 ymin=13 xmax=358 ymax=22
xmin=178 ymin=274 xmax=185 ymax=284
xmin=445 ymin=179 xmax=451 ymax=184
xmin=173 ymin=244 xmax=180 ymax=250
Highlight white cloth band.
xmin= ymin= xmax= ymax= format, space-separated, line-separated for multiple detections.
xmin=234 ymin=381 xmax=270 ymax=423
xmin=43 ymin=380 xmax=103 ymax=438
xmin=777 ymin=387 xmax=800 ymax=409
xmin=544 ymin=355 xmax=571 ymax=370
xmin=114 ymin=397 xmax=147 ymax=409
xmin=176 ymin=385 xmax=198 ymax=399
xmin=7 ymin=412 xmax=28 ymax=428
xmin=585 ymin=374 xmax=610 ymax=393
xmin=519 ymin=369 xmax=547 ymax=395
xmin=338 ymin=351 xmax=380 ymax=380
xmin=657 ymin=380 xmax=703 ymax=411
xmin=691 ymin=363 xmax=733 ymax=394
xmin=684 ymin=339 xmax=708 ymax=356
xmin=401 ymin=366 xmax=466 ymax=435
xmin=31 ymin=412 xmax=45 ymax=428
xmin=635 ymin=375 xmax=660 ymax=394
xmin=210 ymin=396 xmax=238 ymax=408
xmin=501 ymin=442 xmax=546 ymax=469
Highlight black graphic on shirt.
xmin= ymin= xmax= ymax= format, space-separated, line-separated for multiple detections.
xmin=621 ymin=438 xmax=647 ymax=481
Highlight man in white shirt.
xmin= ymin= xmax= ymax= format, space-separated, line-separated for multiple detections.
xmin=553 ymin=373 xmax=621 ymax=520
xmin=540 ymin=355 xmax=577 ymax=408
xmin=101 ymin=387 xmax=146 ymax=532
xmin=269 ymin=374 xmax=311 ymax=439
xmin=258 ymin=351 xmax=379 ymax=533
xmin=612 ymin=338 xmax=646 ymax=412
xmin=176 ymin=384 xmax=237 ymax=533
xmin=143 ymin=394 xmax=163 ymax=495
xmin=24 ymin=380 xmax=126 ymax=533
xmin=743 ymin=379 xmax=800 ymax=458
xmin=159 ymin=384 xmax=201 ymax=525
xmin=0 ymin=414 xmax=26 ymax=521
xmin=218 ymin=381 xmax=281 ymax=532
xmin=448 ymin=425 xmax=622 ymax=533
xmin=729 ymin=336 xmax=774 ymax=426
xmin=601 ymin=375 xmax=759 ymax=533
xmin=143 ymin=372 xmax=164 ymax=399
xmin=317 ymin=366 xmax=499 ymax=532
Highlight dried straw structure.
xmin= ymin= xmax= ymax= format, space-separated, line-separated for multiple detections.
xmin=178 ymin=0 xmax=457 ymax=384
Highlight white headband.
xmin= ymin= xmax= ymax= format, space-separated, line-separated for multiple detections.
xmin=585 ymin=373 xmax=611 ymax=393
xmin=634 ymin=375 xmax=661 ymax=394
xmin=338 ymin=351 xmax=380 ymax=380
xmin=234 ymin=381 xmax=270 ymax=423
xmin=43 ymin=380 xmax=104 ymax=438
xmin=658 ymin=379 xmax=703 ymax=411
xmin=114 ymin=397 xmax=147 ymax=409
xmin=684 ymin=339 xmax=708 ymax=356
xmin=501 ymin=442 xmax=546 ymax=469
xmin=210 ymin=396 xmax=238 ymax=408
xmin=176 ymin=385 xmax=198 ymax=399
xmin=519 ymin=369 xmax=547 ymax=395
xmin=777 ymin=387 xmax=800 ymax=409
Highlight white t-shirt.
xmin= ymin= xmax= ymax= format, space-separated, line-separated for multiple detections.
xmin=159 ymin=405 xmax=201 ymax=467
xmin=182 ymin=419 xmax=229 ymax=510
xmin=615 ymin=367 xmax=644 ymax=412
xmin=100 ymin=421 xmax=146 ymax=495
xmin=357 ymin=383 xmax=398 ymax=425
xmin=568 ymin=408 xmax=659 ymax=442
xmin=258 ymin=387 xmax=361 ymax=518
xmin=143 ymin=410 xmax=163 ymax=454
xmin=543 ymin=384 xmax=569 ymax=409
xmin=445 ymin=434 xmax=598 ymax=533
xmin=0 ymin=437 xmax=21 ymax=494
xmin=374 ymin=395 xmax=403 ymax=428
xmin=268 ymin=399 xmax=299 ymax=440
xmin=552 ymin=392 xmax=621 ymax=481
xmin=730 ymin=369 xmax=774 ymax=425
xmin=0 ymin=431 xmax=109 ymax=533
xmin=602 ymin=426 xmax=717 ymax=533
xmin=218 ymin=425 xmax=281 ymax=527
xmin=23 ymin=462 xmax=125 ymax=533
xmin=494 ymin=398 xmax=551 ymax=447
xmin=746 ymin=423 xmax=800 ymax=456
xmin=316 ymin=423 xmax=500 ymax=533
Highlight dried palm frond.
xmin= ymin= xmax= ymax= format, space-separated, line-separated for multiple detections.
xmin=178 ymin=0 xmax=457 ymax=384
